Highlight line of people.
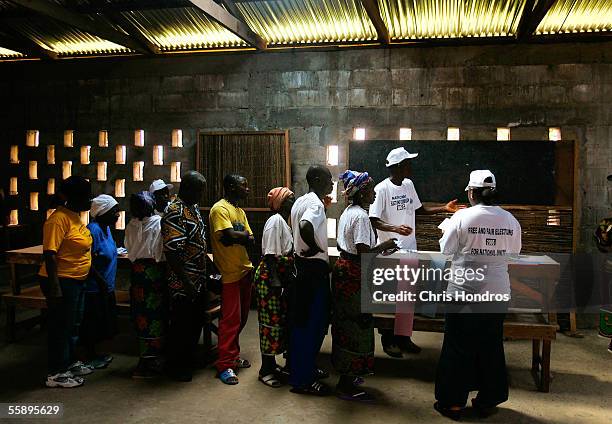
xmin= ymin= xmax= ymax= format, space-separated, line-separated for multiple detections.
xmin=39 ymin=147 xmax=522 ymax=419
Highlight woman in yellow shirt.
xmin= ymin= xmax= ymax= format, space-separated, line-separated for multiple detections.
xmin=39 ymin=176 xmax=93 ymax=388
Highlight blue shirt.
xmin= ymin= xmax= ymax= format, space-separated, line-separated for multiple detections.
xmin=86 ymin=222 xmax=117 ymax=293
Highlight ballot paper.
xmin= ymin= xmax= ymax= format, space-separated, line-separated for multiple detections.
xmin=438 ymin=218 xmax=451 ymax=233
xmin=117 ymin=247 xmax=128 ymax=255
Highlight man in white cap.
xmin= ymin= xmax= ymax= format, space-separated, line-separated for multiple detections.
xmin=149 ymin=179 xmax=174 ymax=215
xmin=369 ymin=147 xmax=459 ymax=357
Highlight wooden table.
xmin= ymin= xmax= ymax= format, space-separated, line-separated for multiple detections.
xmin=2 ymin=246 xmax=221 ymax=343
xmin=329 ymin=248 xmax=560 ymax=393
xmin=2 ymin=245 xmax=132 ymax=342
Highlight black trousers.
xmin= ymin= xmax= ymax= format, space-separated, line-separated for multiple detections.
xmin=435 ymin=306 xmax=508 ymax=407
xmin=167 ymin=293 xmax=207 ymax=373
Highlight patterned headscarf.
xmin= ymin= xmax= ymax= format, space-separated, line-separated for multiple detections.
xmin=130 ymin=191 xmax=155 ymax=220
xmin=339 ymin=170 xmax=373 ymax=199
xmin=267 ymin=187 xmax=293 ymax=212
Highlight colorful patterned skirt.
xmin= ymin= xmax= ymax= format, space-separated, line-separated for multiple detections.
xmin=254 ymin=255 xmax=294 ymax=356
xmin=331 ymin=257 xmax=374 ymax=376
xmin=598 ymin=258 xmax=612 ymax=338
xmin=130 ymin=259 xmax=168 ymax=358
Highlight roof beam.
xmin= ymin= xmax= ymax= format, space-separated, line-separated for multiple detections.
xmin=360 ymin=0 xmax=390 ymax=44
xmin=516 ymin=0 xmax=556 ymax=40
xmin=187 ymin=0 xmax=266 ymax=50
xmin=217 ymin=0 xmax=247 ymax=23
xmin=8 ymin=0 xmax=147 ymax=53
xmin=91 ymin=0 xmax=161 ymax=54
xmin=0 ymin=31 xmax=57 ymax=59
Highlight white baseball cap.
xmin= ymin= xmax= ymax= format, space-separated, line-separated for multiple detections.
xmin=465 ymin=170 xmax=496 ymax=191
xmin=149 ymin=179 xmax=174 ymax=194
xmin=386 ymin=147 xmax=418 ymax=167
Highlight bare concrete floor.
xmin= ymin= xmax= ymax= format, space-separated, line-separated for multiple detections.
xmin=0 ymin=311 xmax=610 ymax=424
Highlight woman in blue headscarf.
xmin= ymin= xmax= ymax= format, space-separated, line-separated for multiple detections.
xmin=332 ymin=170 xmax=398 ymax=402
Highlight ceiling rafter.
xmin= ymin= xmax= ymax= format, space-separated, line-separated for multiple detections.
xmin=0 ymin=31 xmax=57 ymax=59
xmin=8 ymin=0 xmax=148 ymax=53
xmin=187 ymin=0 xmax=266 ymax=50
xmin=91 ymin=0 xmax=162 ymax=54
xmin=360 ymin=0 xmax=390 ymax=44
xmin=516 ymin=0 xmax=557 ymax=40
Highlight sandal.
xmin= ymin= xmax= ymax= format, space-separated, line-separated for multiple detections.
xmin=336 ymin=387 xmax=376 ymax=402
xmin=315 ymin=368 xmax=329 ymax=380
xmin=433 ymin=402 xmax=463 ymax=421
xmin=218 ymin=368 xmax=239 ymax=385
xmin=352 ymin=376 xmax=365 ymax=386
xmin=235 ymin=358 xmax=251 ymax=369
xmin=290 ymin=381 xmax=331 ymax=396
xmin=258 ymin=373 xmax=283 ymax=388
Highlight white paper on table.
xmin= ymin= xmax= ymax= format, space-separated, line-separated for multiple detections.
xmin=438 ymin=218 xmax=451 ymax=233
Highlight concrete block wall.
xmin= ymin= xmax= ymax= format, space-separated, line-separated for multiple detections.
xmin=0 ymin=41 xmax=611 ymax=251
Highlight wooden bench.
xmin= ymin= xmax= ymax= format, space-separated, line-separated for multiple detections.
xmin=374 ymin=314 xmax=556 ymax=393
xmin=1 ymin=245 xmax=221 ymax=349
xmin=2 ymin=285 xmax=221 ymax=352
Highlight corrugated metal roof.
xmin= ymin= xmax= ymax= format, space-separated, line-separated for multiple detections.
xmin=121 ymin=7 xmax=246 ymax=50
xmin=0 ymin=0 xmax=611 ymax=59
xmin=0 ymin=46 xmax=25 ymax=58
xmin=537 ymin=0 xmax=612 ymax=34
xmin=7 ymin=17 xmax=131 ymax=56
xmin=236 ymin=0 xmax=378 ymax=45
xmin=378 ymin=0 xmax=528 ymax=40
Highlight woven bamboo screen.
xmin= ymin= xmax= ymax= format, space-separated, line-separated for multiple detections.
xmin=197 ymin=132 xmax=290 ymax=208
xmin=416 ymin=206 xmax=573 ymax=254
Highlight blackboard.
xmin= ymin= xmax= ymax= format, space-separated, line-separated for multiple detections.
xmin=349 ymin=140 xmax=558 ymax=205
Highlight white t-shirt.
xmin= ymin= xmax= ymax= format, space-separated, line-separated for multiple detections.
xmin=262 ymin=213 xmax=293 ymax=256
xmin=439 ymin=204 xmax=522 ymax=297
xmin=369 ymin=178 xmax=422 ymax=250
xmin=291 ymin=192 xmax=328 ymax=262
xmin=337 ymin=205 xmax=376 ymax=255
xmin=125 ymin=215 xmax=165 ymax=263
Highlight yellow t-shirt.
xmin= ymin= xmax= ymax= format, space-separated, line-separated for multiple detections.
xmin=209 ymin=199 xmax=253 ymax=283
xmin=39 ymin=206 xmax=93 ymax=280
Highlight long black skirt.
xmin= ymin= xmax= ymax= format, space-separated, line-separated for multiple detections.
xmin=435 ymin=303 xmax=508 ymax=408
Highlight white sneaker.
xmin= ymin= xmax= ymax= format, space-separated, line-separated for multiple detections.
xmin=46 ymin=371 xmax=84 ymax=388
xmin=68 ymin=361 xmax=94 ymax=376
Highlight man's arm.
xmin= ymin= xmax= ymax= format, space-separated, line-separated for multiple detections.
xmin=299 ymin=220 xmax=323 ymax=257
xmin=417 ymin=199 xmax=460 ymax=215
xmin=219 ymin=228 xmax=252 ymax=246
xmin=165 ymin=251 xmax=196 ymax=297
xmin=370 ymin=217 xmax=413 ymax=236
xmin=42 ymin=251 xmax=62 ymax=298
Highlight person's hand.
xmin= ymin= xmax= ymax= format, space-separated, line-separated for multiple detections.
xmin=247 ymin=234 xmax=255 ymax=245
xmin=380 ymin=239 xmax=398 ymax=251
xmin=394 ymin=225 xmax=413 ymax=236
xmin=323 ymin=195 xmax=332 ymax=210
xmin=445 ymin=199 xmax=461 ymax=213
xmin=301 ymin=245 xmax=323 ymax=258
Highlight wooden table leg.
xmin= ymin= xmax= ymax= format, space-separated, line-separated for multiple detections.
xmin=6 ymin=303 xmax=16 ymax=343
xmin=531 ymin=339 xmax=540 ymax=372
xmin=540 ymin=340 xmax=552 ymax=393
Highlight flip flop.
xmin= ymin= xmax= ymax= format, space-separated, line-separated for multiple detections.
xmin=218 ymin=368 xmax=239 ymax=385
xmin=315 ymin=368 xmax=329 ymax=379
xmin=290 ymin=381 xmax=331 ymax=396
xmin=336 ymin=389 xmax=376 ymax=403
xmin=236 ymin=358 xmax=251 ymax=369
xmin=258 ymin=373 xmax=283 ymax=388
